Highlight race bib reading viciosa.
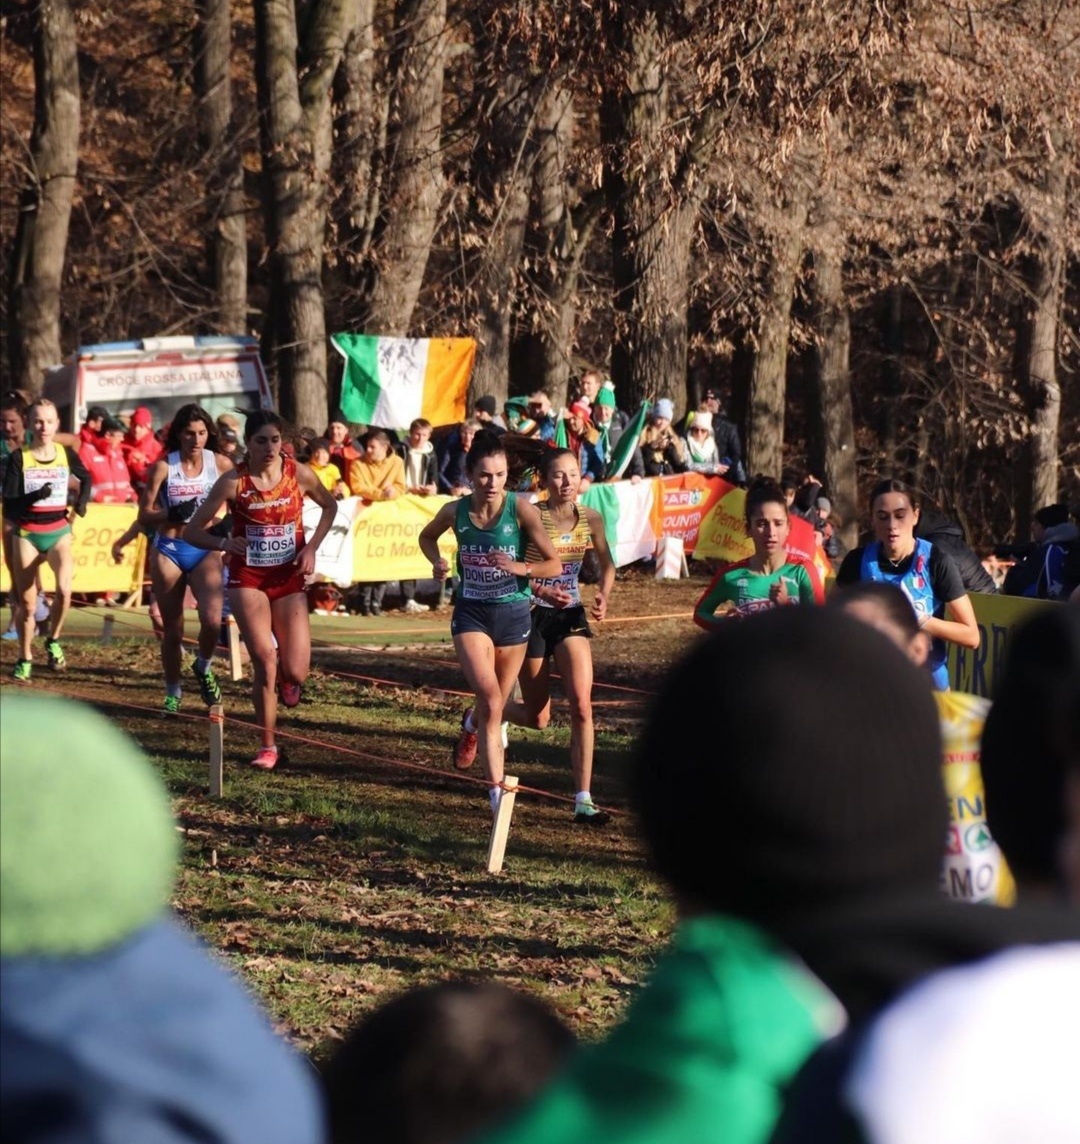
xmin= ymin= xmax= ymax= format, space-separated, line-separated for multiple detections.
xmin=24 ymin=467 xmax=69 ymax=508
xmin=246 ymin=523 xmax=297 ymax=567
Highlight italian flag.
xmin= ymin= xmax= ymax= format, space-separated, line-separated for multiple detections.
xmin=580 ymin=479 xmax=660 ymax=568
xmin=331 ymin=334 xmax=476 ymax=429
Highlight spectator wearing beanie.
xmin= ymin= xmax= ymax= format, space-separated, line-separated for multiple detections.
xmin=640 ymin=398 xmax=686 ymax=477
xmin=121 ymin=405 xmax=163 ymax=492
xmin=472 ymin=394 xmax=506 ymax=435
xmin=1002 ymin=503 xmax=1077 ymax=600
xmin=0 ymin=694 xmax=324 ymax=1144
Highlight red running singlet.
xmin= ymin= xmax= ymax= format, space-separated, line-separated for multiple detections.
xmin=229 ymin=456 xmax=307 ymax=600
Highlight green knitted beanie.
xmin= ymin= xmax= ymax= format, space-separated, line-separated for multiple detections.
xmin=0 ymin=693 xmax=179 ymax=957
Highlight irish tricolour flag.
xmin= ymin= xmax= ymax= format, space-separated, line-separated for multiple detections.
xmin=331 ymin=334 xmax=476 ymax=429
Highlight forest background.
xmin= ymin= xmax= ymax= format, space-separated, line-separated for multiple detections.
xmin=2 ymin=0 xmax=1078 ymax=549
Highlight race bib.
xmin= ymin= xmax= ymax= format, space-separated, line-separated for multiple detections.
xmin=24 ymin=466 xmax=68 ymax=508
xmin=534 ymin=561 xmax=582 ymax=608
xmin=460 ymin=549 xmax=518 ymax=600
xmin=246 ymin=523 xmax=297 ymax=567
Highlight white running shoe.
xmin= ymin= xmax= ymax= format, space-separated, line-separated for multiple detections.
xmin=402 ymin=598 xmax=429 ymax=614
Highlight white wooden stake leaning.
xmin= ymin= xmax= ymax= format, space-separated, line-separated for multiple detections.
xmin=101 ymin=614 xmax=115 ymax=645
xmin=208 ymin=704 xmax=224 ymax=797
xmin=486 ymin=775 xmax=519 ymax=874
xmin=227 ymin=615 xmax=244 ymax=682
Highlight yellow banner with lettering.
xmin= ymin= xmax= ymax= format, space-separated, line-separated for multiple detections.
xmin=1 ymin=504 xmax=146 ymax=594
xmin=351 ymin=494 xmax=458 ymax=582
xmin=947 ymin=592 xmax=1060 ymax=696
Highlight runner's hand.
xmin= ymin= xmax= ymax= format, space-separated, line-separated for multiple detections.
xmin=432 ymin=557 xmax=450 ymax=581
xmin=590 ymin=590 xmax=608 ymax=622
xmin=294 ymin=543 xmax=317 ymax=578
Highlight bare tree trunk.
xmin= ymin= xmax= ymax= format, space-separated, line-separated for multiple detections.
xmin=747 ymin=187 xmax=809 ymax=479
xmin=1026 ymin=146 xmax=1067 ymax=514
xmin=362 ymin=0 xmax=448 ymax=335
xmin=8 ymin=0 xmax=80 ymax=394
xmin=195 ymin=0 xmax=247 ymax=333
xmin=332 ymin=0 xmax=380 ymax=275
xmin=466 ymin=72 xmax=536 ymax=406
xmin=254 ymin=0 xmax=349 ymax=428
xmin=603 ymin=8 xmax=701 ymax=418
xmin=810 ymin=216 xmax=857 ymax=551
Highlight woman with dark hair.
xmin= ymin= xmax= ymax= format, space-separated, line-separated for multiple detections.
xmin=836 ymin=478 xmax=979 ymax=689
xmin=184 ymin=410 xmax=338 ymax=769
xmin=503 ymin=447 xmax=617 ymax=825
xmin=139 ymin=404 xmax=233 ymax=715
xmin=418 ymin=430 xmax=561 ymax=812
xmin=693 ymin=478 xmax=823 ymax=628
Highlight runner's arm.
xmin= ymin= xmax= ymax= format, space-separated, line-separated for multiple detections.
xmin=183 ymin=473 xmax=239 ymax=552
xmin=295 ymin=462 xmax=338 ymax=569
xmin=584 ymin=506 xmax=617 ymax=621
xmin=68 ymin=447 xmax=93 ymax=516
xmin=138 ymin=459 xmax=171 ymax=529
xmin=923 ymin=592 xmax=980 ymax=649
xmin=514 ymin=498 xmax=562 ymax=580
xmin=693 ymin=568 xmax=737 ymax=631
xmin=419 ymin=501 xmax=458 ymax=578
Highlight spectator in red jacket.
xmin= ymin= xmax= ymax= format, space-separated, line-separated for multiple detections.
xmin=121 ymin=406 xmax=163 ymax=493
xmin=80 ymin=417 xmax=136 ymax=504
xmin=79 ymin=406 xmax=109 ymax=448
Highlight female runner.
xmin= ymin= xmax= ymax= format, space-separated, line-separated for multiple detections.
xmin=502 ymin=447 xmax=616 ymax=825
xmin=184 ymin=411 xmax=337 ymax=769
xmin=418 ymin=430 xmax=561 ymax=812
xmin=835 ymin=478 xmax=979 ymax=689
xmin=140 ymin=404 xmax=234 ymax=715
xmin=2 ymin=399 xmax=91 ymax=680
xmin=694 ymin=478 xmax=823 ymax=629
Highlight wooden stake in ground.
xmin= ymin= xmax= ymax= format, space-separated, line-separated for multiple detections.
xmin=208 ymin=703 xmax=224 ymax=797
xmin=227 ymin=616 xmax=244 ymax=681
xmin=486 ymin=775 xmax=519 ymax=874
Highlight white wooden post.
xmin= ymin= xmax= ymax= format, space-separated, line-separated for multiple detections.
xmin=101 ymin=614 xmax=115 ymax=645
xmin=486 ymin=775 xmax=519 ymax=874
xmin=209 ymin=704 xmax=224 ymax=797
xmin=227 ymin=616 xmax=244 ymax=682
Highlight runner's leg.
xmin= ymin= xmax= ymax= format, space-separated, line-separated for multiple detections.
xmin=454 ymin=632 xmax=527 ymax=787
xmin=552 ymin=635 xmax=595 ymax=795
xmin=230 ymin=587 xmax=278 ymax=748
xmin=270 ymin=591 xmax=311 ymax=690
xmin=503 ymin=655 xmax=552 ymax=730
xmin=149 ymin=545 xmax=187 ymax=690
xmin=12 ymin=537 xmax=44 ymax=661
xmin=44 ymin=533 xmax=74 ymax=642
xmin=188 ymin=550 xmax=225 ymax=664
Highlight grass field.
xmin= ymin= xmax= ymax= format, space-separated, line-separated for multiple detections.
xmin=0 ymin=571 xmax=706 ymax=1059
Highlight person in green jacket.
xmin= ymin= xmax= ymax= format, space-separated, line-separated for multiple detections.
xmin=479 ymin=607 xmax=952 ymax=1144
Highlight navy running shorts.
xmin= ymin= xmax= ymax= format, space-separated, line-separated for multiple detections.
xmin=451 ymin=598 xmax=533 ymax=647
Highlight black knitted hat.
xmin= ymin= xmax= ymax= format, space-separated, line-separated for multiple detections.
xmin=632 ymin=608 xmax=946 ymax=921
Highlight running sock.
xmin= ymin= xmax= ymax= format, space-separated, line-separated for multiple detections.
xmin=575 ymin=791 xmax=593 ymax=805
xmin=464 ymin=710 xmax=478 ymax=734
xmin=166 ymin=683 xmax=182 ymax=699
xmin=194 ymin=656 xmax=212 ymax=674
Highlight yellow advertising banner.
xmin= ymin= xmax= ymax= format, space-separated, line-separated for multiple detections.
xmin=693 ymin=486 xmax=754 ymax=563
xmin=947 ymin=591 xmax=1060 ymax=697
xmin=351 ymin=494 xmax=458 ymax=582
xmin=1 ymin=504 xmax=145 ymax=594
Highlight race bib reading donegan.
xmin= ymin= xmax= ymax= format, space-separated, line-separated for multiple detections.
xmin=246 ymin=523 xmax=297 ymax=567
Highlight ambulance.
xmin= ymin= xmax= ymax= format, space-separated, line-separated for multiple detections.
xmin=42 ymin=335 xmax=274 ymax=430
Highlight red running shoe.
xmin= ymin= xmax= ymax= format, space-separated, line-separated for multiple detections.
xmin=279 ymin=681 xmax=301 ymax=708
xmin=453 ymin=708 xmax=478 ymax=770
xmin=249 ymin=746 xmax=279 ymax=771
